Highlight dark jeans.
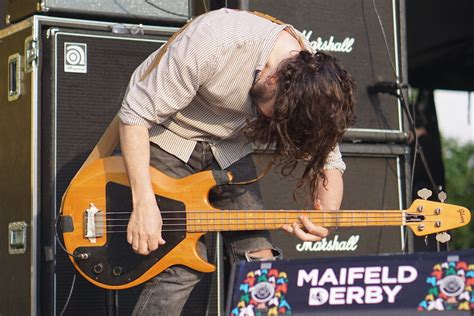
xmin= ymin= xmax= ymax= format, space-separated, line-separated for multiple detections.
xmin=132 ymin=142 xmax=278 ymax=316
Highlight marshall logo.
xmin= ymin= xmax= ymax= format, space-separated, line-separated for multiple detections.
xmin=457 ymin=209 xmax=466 ymax=224
xmin=296 ymin=234 xmax=359 ymax=252
xmin=301 ymin=30 xmax=355 ymax=53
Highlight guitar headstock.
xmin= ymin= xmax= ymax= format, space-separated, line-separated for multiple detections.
xmin=406 ymin=199 xmax=471 ymax=236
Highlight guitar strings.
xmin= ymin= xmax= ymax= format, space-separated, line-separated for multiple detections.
xmin=91 ymin=219 xmax=442 ymax=230
xmin=100 ymin=219 xmax=408 ymax=233
xmin=97 ymin=210 xmax=408 ymax=215
xmin=95 ymin=217 xmax=408 ymax=227
xmin=84 ymin=210 xmax=441 ymax=234
xmin=93 ymin=210 xmax=439 ymax=216
xmin=92 ymin=213 xmax=430 ymax=224
xmin=98 ymin=219 xmax=438 ymax=234
xmin=95 ymin=215 xmax=409 ymax=223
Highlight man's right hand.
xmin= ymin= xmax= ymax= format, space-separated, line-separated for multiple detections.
xmin=119 ymin=122 xmax=166 ymax=255
xmin=127 ymin=197 xmax=166 ymax=255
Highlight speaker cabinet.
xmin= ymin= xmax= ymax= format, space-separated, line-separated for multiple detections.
xmin=39 ymin=20 xmax=174 ymax=316
xmin=228 ymin=0 xmax=407 ymax=140
xmin=253 ymin=143 xmax=410 ymax=259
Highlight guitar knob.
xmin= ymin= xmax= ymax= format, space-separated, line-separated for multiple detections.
xmin=438 ymin=191 xmax=447 ymax=203
xmin=93 ymin=263 xmax=104 ymax=274
xmin=113 ymin=266 xmax=123 ymax=276
xmin=417 ymin=188 xmax=432 ymax=200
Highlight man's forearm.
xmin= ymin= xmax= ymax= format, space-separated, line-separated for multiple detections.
xmin=316 ymin=169 xmax=343 ymax=210
xmin=119 ymin=121 xmax=154 ymax=202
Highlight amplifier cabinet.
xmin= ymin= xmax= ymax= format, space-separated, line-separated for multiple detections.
xmin=253 ymin=143 xmax=411 ymax=259
xmin=229 ymin=0 xmax=408 ymax=141
xmin=7 ymin=0 xmax=191 ymax=25
xmin=0 ymin=16 xmax=178 ymax=315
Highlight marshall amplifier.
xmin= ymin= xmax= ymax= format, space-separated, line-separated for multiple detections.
xmin=253 ymin=143 xmax=411 ymax=259
xmin=227 ymin=0 xmax=408 ymax=142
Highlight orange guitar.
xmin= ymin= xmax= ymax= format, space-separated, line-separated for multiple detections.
xmin=60 ymin=156 xmax=471 ymax=290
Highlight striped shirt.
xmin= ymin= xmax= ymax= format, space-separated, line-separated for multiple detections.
xmin=119 ymin=8 xmax=345 ymax=172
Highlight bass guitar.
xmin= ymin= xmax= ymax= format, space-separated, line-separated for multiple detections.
xmin=60 ymin=156 xmax=471 ymax=290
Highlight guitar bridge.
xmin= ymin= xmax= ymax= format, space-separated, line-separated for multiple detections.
xmin=84 ymin=203 xmax=104 ymax=243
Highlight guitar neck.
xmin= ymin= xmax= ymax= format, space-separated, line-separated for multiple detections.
xmin=186 ymin=210 xmax=405 ymax=233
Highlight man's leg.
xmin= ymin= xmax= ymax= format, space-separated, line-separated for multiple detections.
xmin=209 ymin=154 xmax=281 ymax=262
xmin=133 ymin=143 xmax=207 ymax=316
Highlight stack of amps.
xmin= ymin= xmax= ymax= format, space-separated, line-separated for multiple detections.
xmin=0 ymin=0 xmax=409 ymax=315
xmin=233 ymin=0 xmax=412 ymax=260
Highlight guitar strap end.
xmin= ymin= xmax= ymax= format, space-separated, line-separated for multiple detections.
xmin=212 ymin=170 xmax=232 ymax=185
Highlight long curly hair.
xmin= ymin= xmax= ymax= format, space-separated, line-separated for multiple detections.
xmin=245 ymin=51 xmax=356 ymax=201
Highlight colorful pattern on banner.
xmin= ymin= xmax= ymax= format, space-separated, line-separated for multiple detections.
xmin=228 ymin=249 xmax=474 ymax=315
xmin=418 ymin=258 xmax=474 ymax=311
xmin=230 ymin=268 xmax=292 ymax=315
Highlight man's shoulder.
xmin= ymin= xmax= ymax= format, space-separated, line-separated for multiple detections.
xmin=197 ymin=9 xmax=282 ymax=40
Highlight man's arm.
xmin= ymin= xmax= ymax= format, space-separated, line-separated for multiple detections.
xmin=315 ymin=168 xmax=343 ymax=211
xmin=118 ymin=21 xmax=220 ymax=255
xmin=120 ymin=122 xmax=165 ymax=255
xmin=281 ymin=169 xmax=343 ymax=241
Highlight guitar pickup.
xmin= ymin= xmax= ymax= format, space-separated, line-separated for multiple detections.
xmin=84 ymin=203 xmax=104 ymax=243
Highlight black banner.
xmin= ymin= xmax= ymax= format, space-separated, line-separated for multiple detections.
xmin=228 ymin=249 xmax=474 ymax=315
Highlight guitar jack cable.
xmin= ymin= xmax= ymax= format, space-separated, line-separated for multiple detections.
xmin=55 ymin=210 xmax=89 ymax=260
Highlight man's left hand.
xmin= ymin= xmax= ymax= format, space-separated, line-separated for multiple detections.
xmin=281 ymin=199 xmax=329 ymax=242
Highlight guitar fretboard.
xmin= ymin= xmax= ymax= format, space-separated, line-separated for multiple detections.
xmin=186 ymin=210 xmax=405 ymax=232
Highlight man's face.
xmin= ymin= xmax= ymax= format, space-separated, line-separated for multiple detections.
xmin=249 ymin=75 xmax=278 ymax=118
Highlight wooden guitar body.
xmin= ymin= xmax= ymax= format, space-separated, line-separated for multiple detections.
xmin=62 ymin=156 xmax=224 ymax=290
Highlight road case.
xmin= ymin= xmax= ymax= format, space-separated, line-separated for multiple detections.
xmin=0 ymin=15 xmax=181 ymax=315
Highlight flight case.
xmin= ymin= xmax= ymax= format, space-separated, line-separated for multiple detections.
xmin=0 ymin=15 xmax=180 ymax=315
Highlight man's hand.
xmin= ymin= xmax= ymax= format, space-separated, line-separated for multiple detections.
xmin=281 ymin=199 xmax=330 ymax=241
xmin=120 ymin=122 xmax=166 ymax=256
xmin=127 ymin=197 xmax=166 ymax=255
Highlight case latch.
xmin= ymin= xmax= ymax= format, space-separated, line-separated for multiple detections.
xmin=8 ymin=221 xmax=28 ymax=254
xmin=24 ymin=36 xmax=38 ymax=73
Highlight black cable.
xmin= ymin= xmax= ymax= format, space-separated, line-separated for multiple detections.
xmin=54 ymin=211 xmax=83 ymax=315
xmin=410 ymin=128 xmax=419 ymax=195
xmin=371 ymin=0 xmax=397 ymax=77
xmin=59 ymin=273 xmax=77 ymax=316
xmin=398 ymin=92 xmax=439 ymax=196
xmin=370 ymin=1 xmax=439 ymax=195
xmin=55 ymin=211 xmax=85 ymax=259
xmin=113 ymin=0 xmax=132 ymax=15
xmin=202 ymin=0 xmax=209 ymax=13
xmin=144 ymin=0 xmax=190 ymax=18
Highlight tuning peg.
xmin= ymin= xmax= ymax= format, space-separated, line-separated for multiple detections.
xmin=438 ymin=191 xmax=447 ymax=203
xmin=417 ymin=188 xmax=432 ymax=200
xmin=436 ymin=232 xmax=451 ymax=243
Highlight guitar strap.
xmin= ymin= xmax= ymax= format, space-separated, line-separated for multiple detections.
xmin=75 ymin=10 xmax=289 ymax=179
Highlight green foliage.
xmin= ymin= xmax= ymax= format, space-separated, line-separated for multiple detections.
xmin=442 ymin=138 xmax=474 ymax=249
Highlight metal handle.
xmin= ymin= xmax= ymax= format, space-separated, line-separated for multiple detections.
xmin=7 ymin=53 xmax=22 ymax=101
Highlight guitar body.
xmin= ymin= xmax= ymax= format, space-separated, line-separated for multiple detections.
xmin=61 ymin=156 xmax=226 ymax=290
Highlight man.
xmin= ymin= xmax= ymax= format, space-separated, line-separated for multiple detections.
xmin=119 ymin=8 xmax=355 ymax=315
